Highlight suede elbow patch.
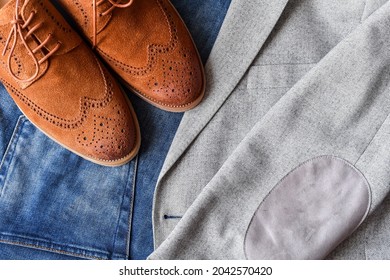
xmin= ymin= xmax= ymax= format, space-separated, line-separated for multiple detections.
xmin=244 ymin=156 xmax=371 ymax=260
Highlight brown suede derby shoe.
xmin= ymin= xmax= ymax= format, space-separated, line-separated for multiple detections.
xmin=58 ymin=0 xmax=205 ymax=112
xmin=0 ymin=0 xmax=140 ymax=166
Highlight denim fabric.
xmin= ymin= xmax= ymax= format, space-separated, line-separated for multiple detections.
xmin=0 ymin=100 xmax=136 ymax=259
xmin=0 ymin=82 xmax=138 ymax=259
xmin=0 ymin=243 xmax=83 ymax=260
xmin=0 ymin=0 xmax=230 ymax=259
xmin=129 ymin=0 xmax=232 ymax=260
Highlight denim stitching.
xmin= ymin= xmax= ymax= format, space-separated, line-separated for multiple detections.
xmin=126 ymin=154 xmax=138 ymax=259
xmin=110 ymin=159 xmax=136 ymax=260
xmin=0 ymin=239 xmax=97 ymax=260
xmin=0 ymin=115 xmax=26 ymax=197
xmin=0 ymin=232 xmax=109 ymax=253
xmin=0 ymin=234 xmax=107 ymax=260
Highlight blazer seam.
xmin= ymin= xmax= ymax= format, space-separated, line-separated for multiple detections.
xmin=361 ymin=0 xmax=368 ymax=23
xmin=354 ymin=107 xmax=390 ymax=165
xmin=252 ymin=62 xmax=317 ymax=67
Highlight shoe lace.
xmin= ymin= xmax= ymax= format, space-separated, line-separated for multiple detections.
xmin=2 ymin=0 xmax=61 ymax=82
xmin=92 ymin=0 xmax=133 ymax=48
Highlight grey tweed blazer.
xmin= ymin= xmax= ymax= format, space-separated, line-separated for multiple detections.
xmin=150 ymin=0 xmax=390 ymax=259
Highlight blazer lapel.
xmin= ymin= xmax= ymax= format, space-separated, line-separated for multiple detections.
xmin=158 ymin=0 xmax=290 ymax=179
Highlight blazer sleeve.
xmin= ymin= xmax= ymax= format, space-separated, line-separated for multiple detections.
xmin=149 ymin=2 xmax=390 ymax=260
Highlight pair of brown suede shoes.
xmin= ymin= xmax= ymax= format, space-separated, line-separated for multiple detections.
xmin=0 ymin=0 xmax=205 ymax=166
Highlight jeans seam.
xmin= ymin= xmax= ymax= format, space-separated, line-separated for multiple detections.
xmin=0 ymin=233 xmax=107 ymax=260
xmin=110 ymin=161 xmax=135 ymax=259
xmin=0 ymin=115 xmax=25 ymax=197
xmin=0 ymin=239 xmax=94 ymax=259
xmin=126 ymin=154 xmax=138 ymax=259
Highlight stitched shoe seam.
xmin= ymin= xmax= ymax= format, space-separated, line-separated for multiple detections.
xmin=37 ymin=0 xmax=72 ymax=33
xmin=95 ymin=0 xmax=178 ymax=76
xmin=124 ymin=80 xmax=203 ymax=109
xmin=0 ymin=56 xmax=115 ymax=130
xmin=72 ymin=0 xmax=89 ymax=29
xmin=0 ymin=66 xmax=134 ymax=164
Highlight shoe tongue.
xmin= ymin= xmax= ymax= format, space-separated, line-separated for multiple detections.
xmin=0 ymin=0 xmax=81 ymax=56
xmin=20 ymin=0 xmax=82 ymax=55
xmin=55 ymin=0 xmax=113 ymax=38
xmin=94 ymin=1 xmax=113 ymax=36
xmin=0 ymin=0 xmax=81 ymax=89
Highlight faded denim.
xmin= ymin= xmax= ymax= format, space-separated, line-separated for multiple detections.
xmin=0 ymin=109 xmax=136 ymax=259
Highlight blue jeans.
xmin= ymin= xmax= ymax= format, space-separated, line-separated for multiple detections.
xmin=0 ymin=110 xmax=137 ymax=259
xmin=0 ymin=0 xmax=231 ymax=259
